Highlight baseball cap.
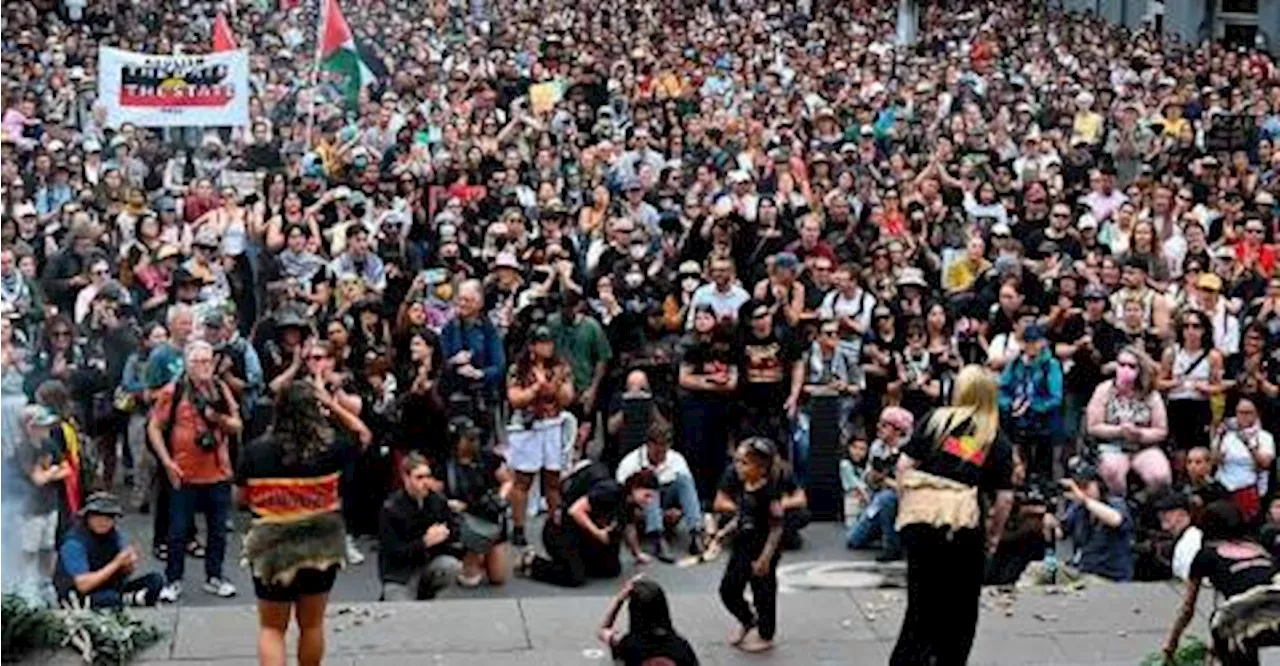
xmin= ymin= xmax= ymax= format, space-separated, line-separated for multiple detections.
xmin=28 ymin=405 xmax=60 ymax=427
xmin=1196 ymin=273 xmax=1223 ymax=293
xmin=1083 ymin=284 xmax=1109 ymax=300
xmin=1023 ymin=323 xmax=1047 ymax=342
xmin=14 ymin=203 xmax=36 ymax=218
xmin=529 ymin=325 xmax=553 ymax=343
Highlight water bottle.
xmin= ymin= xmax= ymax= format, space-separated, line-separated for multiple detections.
xmin=1043 ymin=544 xmax=1059 ymax=585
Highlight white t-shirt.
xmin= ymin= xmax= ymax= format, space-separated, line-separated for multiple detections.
xmin=615 ymin=446 xmax=693 ymax=487
xmin=1171 ymin=526 xmax=1203 ymax=581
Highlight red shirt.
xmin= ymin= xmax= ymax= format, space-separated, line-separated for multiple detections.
xmin=149 ymin=382 xmax=234 ymax=485
xmin=1235 ymin=241 xmax=1277 ymax=276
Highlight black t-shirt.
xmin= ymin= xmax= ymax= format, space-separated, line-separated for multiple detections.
xmin=562 ymin=462 xmax=624 ymax=526
xmin=1189 ymin=541 xmax=1276 ymax=598
xmin=612 ymin=632 xmax=700 ymax=666
xmin=235 ymin=432 xmax=353 ymax=500
xmin=1051 ymin=314 xmax=1124 ymax=392
xmin=717 ymin=466 xmax=787 ymax=549
xmin=901 ymin=414 xmax=1014 ymax=493
xmin=738 ymin=329 xmax=801 ymax=405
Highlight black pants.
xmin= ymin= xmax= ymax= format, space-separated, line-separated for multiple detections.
xmin=719 ymin=542 xmax=780 ymax=641
xmin=1012 ymin=427 xmax=1053 ymax=485
xmin=679 ymin=393 xmax=731 ymax=502
xmin=529 ymin=519 xmax=621 ymax=587
xmin=891 ymin=525 xmax=985 ymax=666
xmin=60 ymin=572 xmax=164 ymax=609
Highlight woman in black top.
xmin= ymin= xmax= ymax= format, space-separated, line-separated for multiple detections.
xmin=713 ymin=437 xmax=787 ymax=653
xmin=1163 ymin=500 xmax=1280 ymax=666
xmin=442 ymin=416 xmax=511 ymax=588
xmin=890 ymin=365 xmax=1015 ymax=666
xmin=598 ymin=575 xmax=699 ymax=666
xmin=237 ymin=379 xmax=370 ymax=666
xmin=677 ymin=304 xmax=738 ymax=500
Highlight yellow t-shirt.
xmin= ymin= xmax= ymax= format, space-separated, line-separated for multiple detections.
xmin=1072 ymin=111 xmax=1104 ymax=145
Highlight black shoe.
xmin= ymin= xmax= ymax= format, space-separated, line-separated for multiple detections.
xmin=647 ymin=533 xmax=675 ymax=564
xmin=512 ymin=528 xmax=528 ymax=549
xmin=875 ymin=549 xmax=903 ymax=563
xmin=782 ymin=531 xmax=804 ymax=551
xmin=688 ymin=533 xmax=705 ymax=557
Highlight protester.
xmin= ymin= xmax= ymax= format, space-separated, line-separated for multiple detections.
xmin=615 ymin=417 xmax=704 ymax=562
xmin=377 ymin=452 xmax=463 ymax=601
xmin=147 ymin=340 xmax=241 ymax=601
xmin=517 ymin=461 xmax=657 ymax=587
xmin=0 ymin=0 xmax=1277 ymax=627
xmin=54 ymin=492 xmax=164 ymax=608
xmin=1086 ymin=346 xmax=1172 ymax=496
xmin=441 ymin=416 xmax=512 ymax=588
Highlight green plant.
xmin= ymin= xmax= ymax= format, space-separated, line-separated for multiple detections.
xmin=1139 ymin=635 xmax=1209 ymax=666
xmin=3 ymin=593 xmax=68 ymax=662
xmin=1 ymin=593 xmax=163 ymax=666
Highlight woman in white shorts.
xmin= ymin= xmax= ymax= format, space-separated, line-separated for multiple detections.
xmin=505 ymin=325 xmax=575 ymax=549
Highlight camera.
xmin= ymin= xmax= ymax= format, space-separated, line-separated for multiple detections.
xmin=196 ymin=430 xmax=218 ymax=452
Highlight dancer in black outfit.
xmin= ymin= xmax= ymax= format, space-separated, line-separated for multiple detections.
xmin=714 ymin=437 xmax=785 ymax=653
xmin=890 ymin=365 xmax=1015 ymax=665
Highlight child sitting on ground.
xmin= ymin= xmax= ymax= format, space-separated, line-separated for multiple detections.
xmin=839 ymin=433 xmax=870 ymax=528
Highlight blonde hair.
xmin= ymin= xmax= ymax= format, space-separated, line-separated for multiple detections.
xmin=927 ymin=365 xmax=999 ymax=453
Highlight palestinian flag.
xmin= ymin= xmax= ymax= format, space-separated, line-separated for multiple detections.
xmin=318 ymin=0 xmax=379 ymax=106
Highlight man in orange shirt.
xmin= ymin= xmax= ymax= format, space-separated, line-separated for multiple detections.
xmin=148 ymin=340 xmax=242 ymax=602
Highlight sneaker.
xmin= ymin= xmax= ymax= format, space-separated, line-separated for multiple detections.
xmin=511 ymin=527 xmax=528 ymax=549
xmin=202 ymin=577 xmax=236 ymax=598
xmin=158 ymin=582 xmax=182 ymax=603
xmin=875 ymin=548 xmax=904 ymax=563
xmin=127 ymin=589 xmax=150 ymax=607
xmin=345 ymin=535 xmax=366 ymax=565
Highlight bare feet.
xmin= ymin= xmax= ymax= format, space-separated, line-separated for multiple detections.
xmin=739 ymin=629 xmax=774 ymax=653
xmin=729 ymin=624 xmax=751 ymax=646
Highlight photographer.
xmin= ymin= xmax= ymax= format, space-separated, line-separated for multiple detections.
xmin=1019 ymin=466 xmax=1134 ymax=585
xmin=203 ymin=309 xmax=263 ymax=459
xmin=442 ymin=417 xmax=512 ymax=588
xmin=147 ymin=340 xmax=242 ymax=601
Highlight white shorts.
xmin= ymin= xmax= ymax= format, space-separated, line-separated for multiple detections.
xmin=22 ymin=511 xmax=58 ymax=554
xmin=508 ymin=414 xmax=568 ymax=473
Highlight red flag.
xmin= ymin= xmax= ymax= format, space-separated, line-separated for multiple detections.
xmin=212 ymin=12 xmax=238 ymax=52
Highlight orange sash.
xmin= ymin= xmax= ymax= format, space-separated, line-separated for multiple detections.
xmin=243 ymin=473 xmax=340 ymax=524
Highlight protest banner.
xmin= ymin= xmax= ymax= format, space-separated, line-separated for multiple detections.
xmin=98 ymin=47 xmax=250 ymax=127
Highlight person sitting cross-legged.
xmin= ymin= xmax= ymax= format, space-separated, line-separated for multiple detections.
xmin=54 ymin=492 xmax=165 ymax=608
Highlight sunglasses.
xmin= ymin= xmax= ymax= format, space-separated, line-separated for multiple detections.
xmin=1182 ymin=322 xmax=1203 ymax=330
xmin=821 ymin=328 xmax=839 ymax=336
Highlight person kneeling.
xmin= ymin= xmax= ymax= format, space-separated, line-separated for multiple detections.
xmin=517 ymin=461 xmax=658 ymax=587
xmin=55 ymin=492 xmax=164 ymax=608
xmin=378 ymin=453 xmax=463 ymax=600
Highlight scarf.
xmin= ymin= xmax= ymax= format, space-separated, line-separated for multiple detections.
xmin=277 ymin=249 xmax=326 ymax=286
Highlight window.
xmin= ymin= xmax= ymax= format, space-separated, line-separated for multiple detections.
xmin=1219 ymin=0 xmax=1259 ymax=14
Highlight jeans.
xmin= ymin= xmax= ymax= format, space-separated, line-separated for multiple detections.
xmin=166 ymin=482 xmax=230 ymax=584
xmin=66 ymin=572 xmax=165 ymax=609
xmin=642 ymin=473 xmax=703 ymax=536
xmin=846 ymin=489 xmax=899 ymax=554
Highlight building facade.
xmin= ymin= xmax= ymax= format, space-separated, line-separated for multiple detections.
xmin=1055 ymin=0 xmax=1279 ymax=54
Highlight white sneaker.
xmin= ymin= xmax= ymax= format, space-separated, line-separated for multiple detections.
xmin=345 ymin=535 xmax=365 ymax=565
xmin=158 ymin=582 xmax=182 ymax=603
xmin=202 ymin=577 xmax=236 ymax=598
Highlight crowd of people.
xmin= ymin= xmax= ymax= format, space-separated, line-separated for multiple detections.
xmin=3 ymin=0 xmax=1280 ymax=662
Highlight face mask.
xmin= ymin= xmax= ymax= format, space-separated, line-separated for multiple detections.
xmin=629 ymin=244 xmax=647 ymax=260
xmin=1115 ymin=364 xmax=1138 ymax=388
xmin=682 ymin=277 xmax=700 ymax=293
xmin=624 ymin=272 xmax=644 ymax=289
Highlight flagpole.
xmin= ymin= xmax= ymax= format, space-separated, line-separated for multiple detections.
xmin=305 ymin=0 xmax=322 ymax=147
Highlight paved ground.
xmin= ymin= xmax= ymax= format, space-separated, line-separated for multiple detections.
xmin=36 ymin=581 xmax=1280 ymax=666
xmin=37 ymin=515 xmax=1280 ymax=665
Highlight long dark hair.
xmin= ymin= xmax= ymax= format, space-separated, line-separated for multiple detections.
xmin=627 ymin=579 xmax=676 ymax=638
xmin=273 ymin=380 xmax=335 ymax=467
